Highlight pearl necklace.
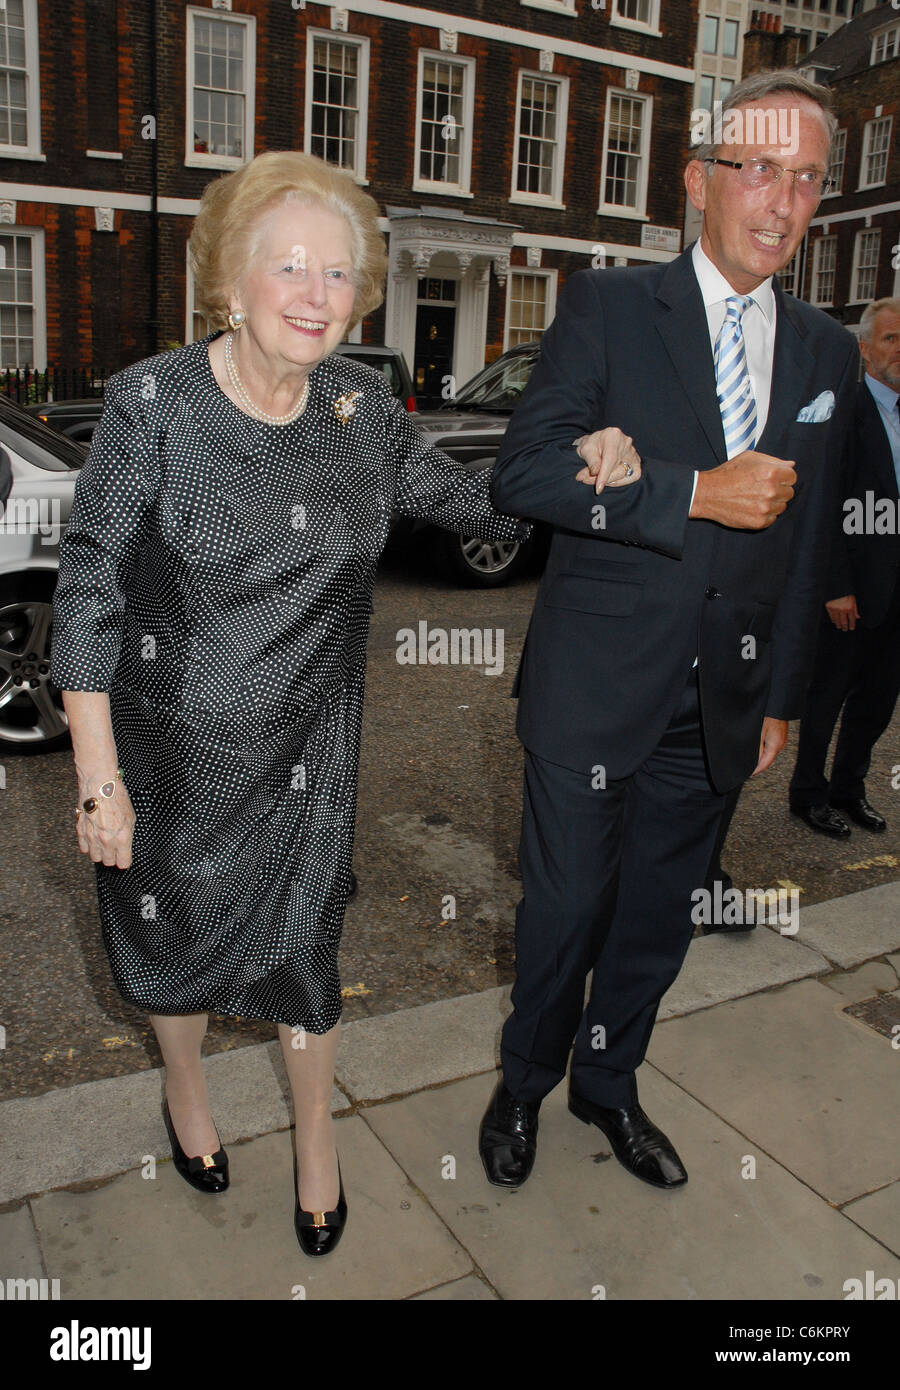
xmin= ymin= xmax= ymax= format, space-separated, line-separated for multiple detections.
xmin=224 ymin=331 xmax=310 ymax=426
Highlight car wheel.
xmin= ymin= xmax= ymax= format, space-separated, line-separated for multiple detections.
xmin=0 ymin=578 xmax=70 ymax=753
xmin=436 ymin=531 xmax=532 ymax=588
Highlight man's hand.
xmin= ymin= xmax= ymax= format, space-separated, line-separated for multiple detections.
xmin=690 ymin=451 xmax=796 ymax=529
xmin=573 ymin=427 xmax=642 ymax=494
xmin=751 ymin=717 xmax=788 ymax=776
xmin=825 ymin=594 xmax=859 ymax=631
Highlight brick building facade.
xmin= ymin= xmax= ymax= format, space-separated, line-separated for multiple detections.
xmin=741 ymin=2 xmax=899 ymax=329
xmin=0 ymin=0 xmax=699 ymax=399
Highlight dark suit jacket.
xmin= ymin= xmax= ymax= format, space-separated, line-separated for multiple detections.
xmin=491 ymin=244 xmax=858 ymax=794
xmin=827 ymin=380 xmax=900 ymax=630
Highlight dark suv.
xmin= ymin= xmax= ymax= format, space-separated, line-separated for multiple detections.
xmin=408 ymin=342 xmax=545 ymax=586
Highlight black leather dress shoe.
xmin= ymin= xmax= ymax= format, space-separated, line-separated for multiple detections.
xmin=478 ymin=1080 xmax=540 ymax=1188
xmin=568 ymin=1091 xmax=687 ymax=1189
xmin=162 ymin=1099 xmax=229 ymax=1194
xmin=829 ymin=795 xmax=886 ymax=833
xmin=294 ymin=1150 xmax=347 ymax=1257
xmin=790 ymin=802 xmax=851 ymax=838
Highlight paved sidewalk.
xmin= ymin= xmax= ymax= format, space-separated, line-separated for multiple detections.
xmin=3 ymin=884 xmax=899 ymax=1301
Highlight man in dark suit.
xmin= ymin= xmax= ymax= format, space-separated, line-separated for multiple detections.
xmin=479 ymin=70 xmax=858 ymax=1192
xmin=789 ymin=298 xmax=900 ymax=837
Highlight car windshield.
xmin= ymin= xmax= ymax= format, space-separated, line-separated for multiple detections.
xmin=0 ymin=393 xmax=87 ymax=472
xmin=449 ymin=348 xmax=538 ymax=412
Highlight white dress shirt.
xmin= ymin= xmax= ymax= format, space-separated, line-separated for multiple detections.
xmin=686 ymin=240 xmax=778 ymax=666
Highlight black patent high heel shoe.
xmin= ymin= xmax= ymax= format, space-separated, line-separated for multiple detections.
xmin=293 ymin=1145 xmax=347 ymax=1257
xmin=162 ymin=1098 xmax=229 ymax=1194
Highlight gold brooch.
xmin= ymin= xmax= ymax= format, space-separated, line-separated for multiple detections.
xmin=334 ymin=391 xmax=362 ymax=426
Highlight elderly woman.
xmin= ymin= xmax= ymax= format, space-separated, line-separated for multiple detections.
xmin=50 ymin=151 xmax=531 ymax=1258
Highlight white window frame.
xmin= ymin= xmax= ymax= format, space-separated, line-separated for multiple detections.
xmin=698 ymin=74 xmax=715 ymax=113
xmin=0 ymin=0 xmax=42 ymax=161
xmin=520 ymin=0 xmax=576 ymax=14
xmin=185 ymin=244 xmax=212 ymax=346
xmin=597 ymin=88 xmax=652 ymax=221
xmin=858 ymin=116 xmax=892 ymax=192
xmin=304 ymin=30 xmax=370 ymax=184
xmin=610 ymin=0 xmax=662 ymax=38
xmin=413 ymin=50 xmax=475 ymax=198
xmin=185 ymin=6 xmax=256 ymax=171
xmin=810 ymin=234 xmax=837 ymax=307
xmin=0 ymin=225 xmax=46 ymax=369
xmin=824 ymin=127 xmax=845 ymax=197
xmin=777 ymin=249 xmax=801 ymax=297
xmin=722 ymin=18 xmax=740 ymax=60
xmin=871 ymin=25 xmax=900 ymax=65
xmin=849 ymin=228 xmax=881 ymax=305
xmin=509 ymin=71 xmax=569 ymax=210
xmin=503 ymin=268 xmax=558 ymax=352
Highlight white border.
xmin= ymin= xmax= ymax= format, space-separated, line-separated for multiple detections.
xmin=184 ymin=6 xmax=256 ymax=171
xmin=597 ymin=87 xmax=652 ymax=221
xmin=0 ymin=224 xmax=46 ymax=369
xmin=304 ymin=29 xmax=370 ymax=184
xmin=849 ymin=227 xmax=882 ymax=305
xmin=509 ymin=71 xmax=569 ymax=210
xmin=503 ymin=266 xmax=558 ymax=351
xmin=0 ymin=0 xmax=42 ymax=162
xmin=413 ymin=50 xmax=475 ymax=198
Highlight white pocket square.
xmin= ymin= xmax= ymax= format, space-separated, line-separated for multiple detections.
xmin=796 ymin=389 xmax=835 ymax=423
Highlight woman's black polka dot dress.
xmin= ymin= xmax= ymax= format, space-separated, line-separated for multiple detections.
xmin=51 ymin=332 xmax=527 ymax=1033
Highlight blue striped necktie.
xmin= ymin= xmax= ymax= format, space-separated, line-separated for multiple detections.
xmin=715 ymin=295 xmax=757 ymax=458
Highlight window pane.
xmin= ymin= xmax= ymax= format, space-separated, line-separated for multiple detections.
xmin=723 ymin=19 xmax=739 ymax=58
xmin=604 ymin=95 xmax=644 ymax=208
xmin=419 ymin=58 xmax=465 ymax=184
xmin=516 ymin=76 xmax=560 ymax=198
xmin=702 ymin=16 xmax=719 ymax=54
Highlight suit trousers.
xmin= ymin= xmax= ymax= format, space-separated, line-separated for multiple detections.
xmin=790 ymin=585 xmax=900 ymax=807
xmin=500 ymin=669 xmax=728 ymax=1109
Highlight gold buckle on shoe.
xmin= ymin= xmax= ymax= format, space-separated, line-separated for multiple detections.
xmin=201 ymin=1154 xmax=216 ymax=1169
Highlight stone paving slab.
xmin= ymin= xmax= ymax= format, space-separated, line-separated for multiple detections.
xmin=337 ymin=986 xmax=511 ymax=1102
xmin=793 ymin=883 xmax=900 ymax=968
xmin=0 ymin=1043 xmax=346 ymax=1205
xmin=842 ymin=1181 xmax=900 ymax=1260
xmin=363 ymin=1067 xmax=900 ymax=1301
xmin=819 ymin=960 xmax=899 ymax=1002
xmin=30 ymin=1117 xmax=472 ymax=1301
xmin=660 ymin=927 xmax=828 ymax=1019
xmin=647 ymin=979 xmax=900 ymax=1206
xmin=411 ymin=1274 xmax=498 ymax=1300
xmin=0 ymin=1204 xmax=46 ymax=1283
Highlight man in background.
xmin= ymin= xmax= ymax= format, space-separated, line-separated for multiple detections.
xmin=789 ymin=298 xmax=900 ymax=838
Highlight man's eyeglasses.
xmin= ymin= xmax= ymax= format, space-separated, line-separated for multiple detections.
xmin=704 ymin=157 xmax=833 ymax=199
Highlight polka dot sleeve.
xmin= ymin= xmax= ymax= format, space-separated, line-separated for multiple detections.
xmin=385 ymin=392 xmax=531 ymax=543
xmin=50 ymin=373 xmax=158 ymax=692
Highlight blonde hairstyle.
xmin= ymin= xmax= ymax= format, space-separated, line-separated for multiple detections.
xmin=189 ymin=150 xmax=388 ymax=331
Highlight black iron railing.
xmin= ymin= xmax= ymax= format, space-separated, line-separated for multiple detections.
xmin=0 ymin=365 xmax=111 ymax=407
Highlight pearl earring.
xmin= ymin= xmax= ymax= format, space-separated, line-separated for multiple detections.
xmin=227 ymin=310 xmax=246 ymax=331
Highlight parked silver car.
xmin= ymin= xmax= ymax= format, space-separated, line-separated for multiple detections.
xmin=0 ymin=395 xmax=85 ymax=752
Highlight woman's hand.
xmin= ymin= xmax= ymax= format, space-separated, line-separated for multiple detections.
xmin=574 ymin=427 xmax=642 ymax=493
xmin=75 ymin=783 xmax=136 ymax=868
